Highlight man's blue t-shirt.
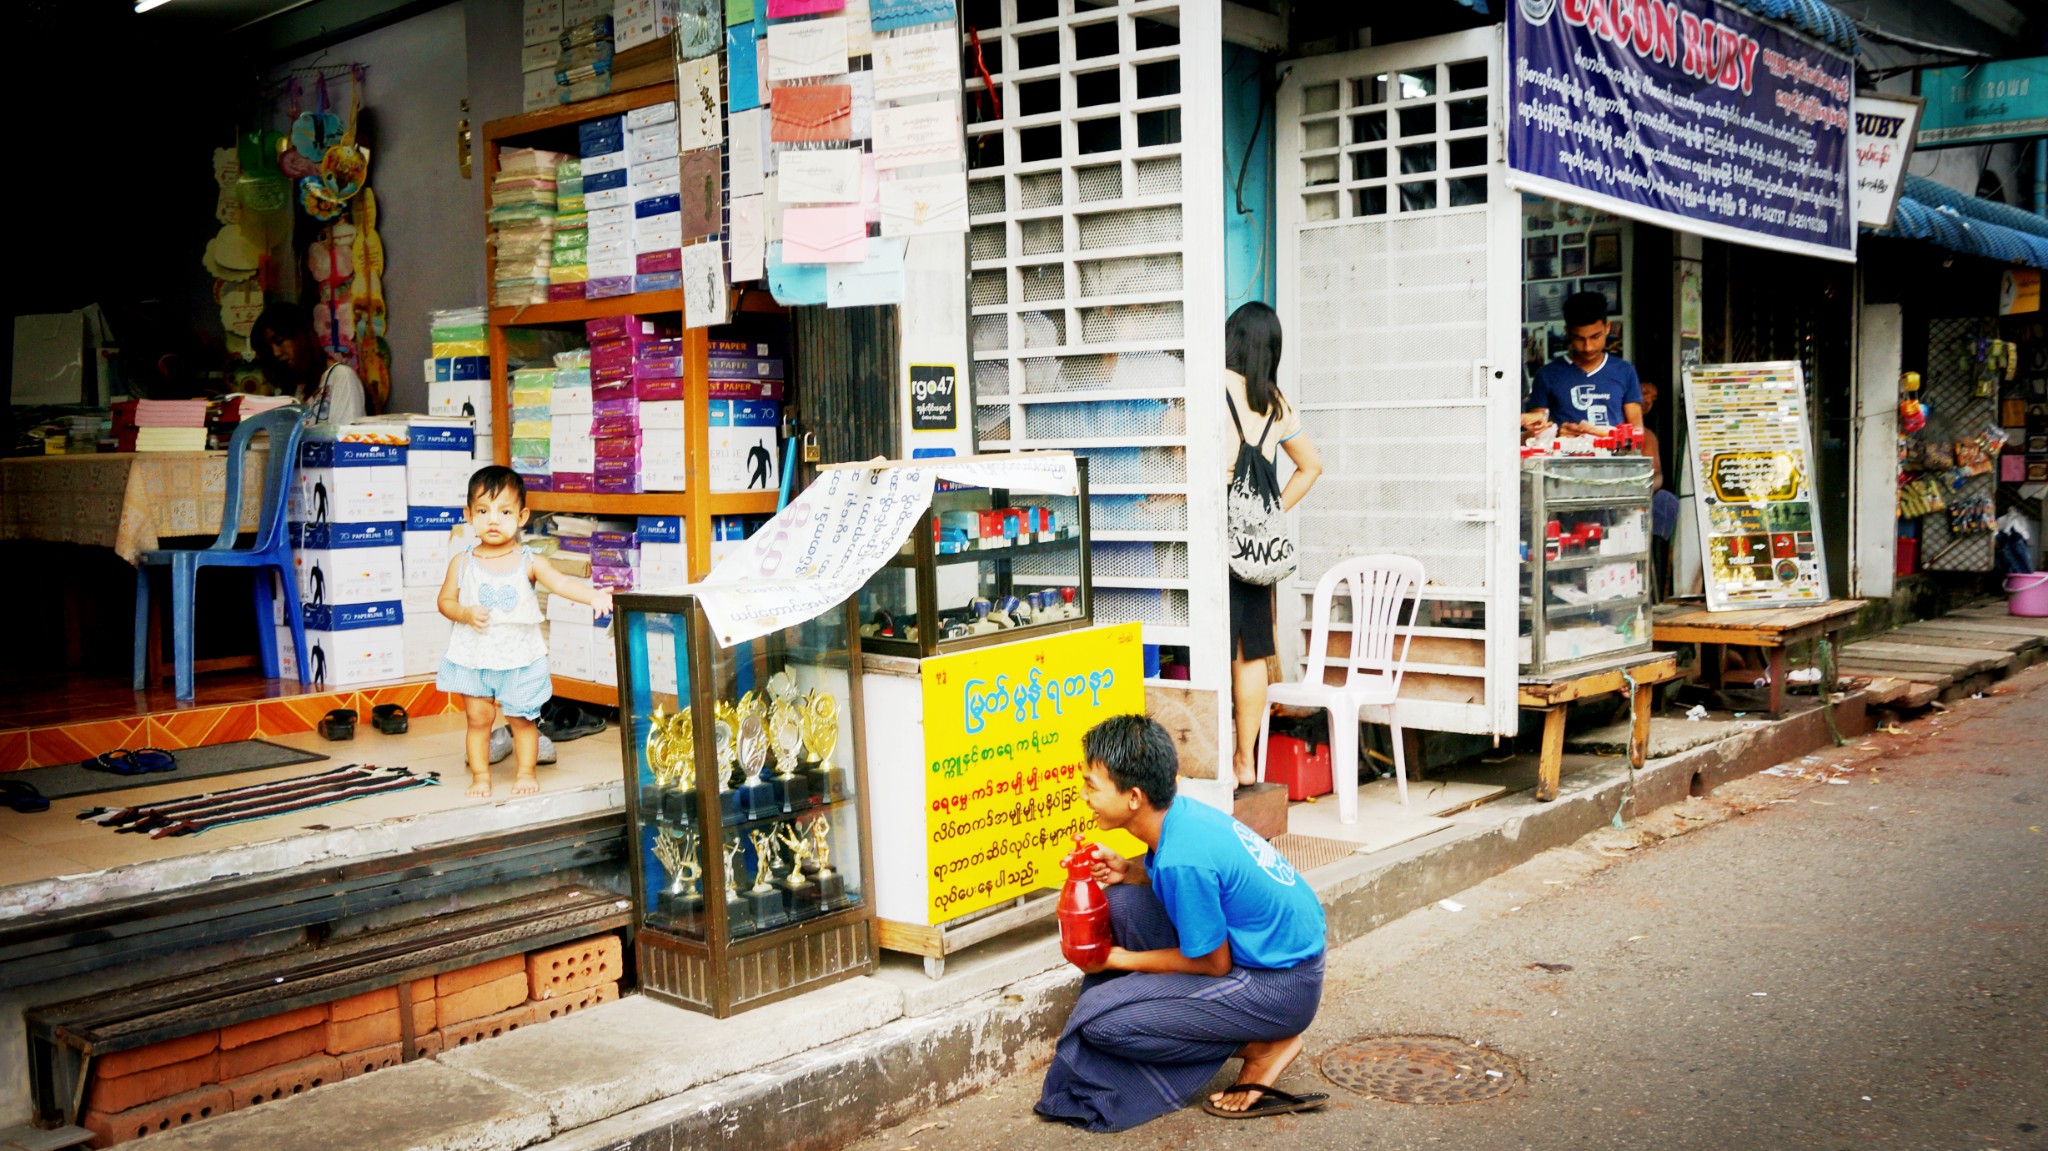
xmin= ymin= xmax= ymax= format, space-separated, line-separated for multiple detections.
xmin=1529 ymin=355 xmax=1641 ymax=429
xmin=1150 ymin=798 xmax=1326 ymax=969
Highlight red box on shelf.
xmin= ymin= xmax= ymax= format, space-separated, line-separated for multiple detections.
xmin=1263 ymin=734 xmax=1332 ymax=801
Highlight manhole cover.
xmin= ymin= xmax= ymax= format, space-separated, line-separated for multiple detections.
xmin=1319 ymin=1035 xmax=1522 ymax=1104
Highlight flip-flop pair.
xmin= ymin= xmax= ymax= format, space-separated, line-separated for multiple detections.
xmin=0 ymin=780 xmax=49 ymax=813
xmin=1200 ymin=1083 xmax=1329 ymax=1120
xmin=84 ymin=748 xmax=179 ymax=776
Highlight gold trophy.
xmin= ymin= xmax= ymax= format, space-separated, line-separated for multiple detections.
xmin=768 ymin=696 xmax=810 ymax=811
xmin=744 ymin=826 xmax=789 ymax=928
xmin=736 ymin=693 xmax=775 ymax=821
xmin=801 ymin=692 xmax=845 ymax=802
xmin=651 ymin=828 xmax=704 ymax=926
xmin=655 ymin=706 xmax=696 ymax=825
xmin=713 ymin=700 xmax=740 ymax=822
xmin=721 ymin=834 xmax=755 ymax=933
xmin=775 ymin=821 xmax=821 ymax=914
xmin=808 ymin=814 xmax=844 ymax=905
xmin=641 ymin=704 xmax=673 ymax=821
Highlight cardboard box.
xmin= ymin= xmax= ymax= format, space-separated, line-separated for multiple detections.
xmin=294 ymin=443 xmax=408 ymax=524
xmin=640 ymin=540 xmax=687 ymax=587
xmin=523 ymin=0 xmax=564 ymax=46
xmin=406 ymin=452 xmax=474 ymax=509
xmin=613 ymin=0 xmax=679 ymax=50
xmin=279 ymin=604 xmax=405 ymax=686
xmin=295 ymin=545 xmax=402 ymax=608
xmin=403 ymin=526 xmax=470 ymax=587
xmin=548 ymin=615 xmax=595 ymax=680
xmin=400 ymin=586 xmax=452 ymax=678
xmin=427 ymin=381 xmax=483 ymax=419
xmin=708 ymin=399 xmax=781 ymax=494
xmin=592 ymin=614 xmax=618 ymax=686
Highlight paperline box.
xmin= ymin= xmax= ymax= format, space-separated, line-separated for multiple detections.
xmin=710 ymin=515 xmax=751 ymax=566
xmin=279 ymin=623 xmax=404 ymax=687
xmin=407 ymin=506 xmax=464 ymax=532
xmin=634 ymin=154 xmax=680 ymax=183
xmin=553 ymin=384 xmax=594 ymax=414
xmin=302 ymin=440 xmax=405 ymax=468
xmin=303 ymin=598 xmax=403 ymax=633
xmin=641 ymin=540 xmax=687 ymax=587
xmin=634 ymin=193 xmax=681 ymax=219
xmin=426 ymin=355 xmax=489 ymax=382
xmin=638 ymin=515 xmax=681 ymax=542
xmin=548 ymin=613 xmax=596 ymax=679
xmin=290 ymin=541 xmax=402 ymax=608
xmin=709 ymin=399 xmax=781 ymax=494
xmin=408 ymin=424 xmax=476 ymax=454
xmin=406 ymin=453 xmax=474 ymax=508
xmin=593 ymin=614 xmax=619 ymax=686
xmin=615 ymin=0 xmax=680 ymax=51
xmin=565 ymin=0 xmax=607 ymax=18
xmin=520 ymin=41 xmax=558 ymax=72
xmin=403 ymin=524 xmax=472 ymax=587
xmin=523 ymin=0 xmax=563 ymax=46
xmin=644 ymin=443 xmax=686 ymax=491
xmin=584 ymin=167 xmax=628 ymax=193
xmin=290 ymin=521 xmax=399 ymax=551
xmin=646 ymin=617 xmax=678 ymax=694
xmin=400 ymin=585 xmax=452 ymax=677
xmin=293 ymin=465 xmax=406 ymax=524
xmin=523 ymin=67 xmax=563 ymax=112
xmin=553 ymin=434 xmax=597 ymax=473
xmin=641 ymin=400 xmax=685 ymax=430
xmin=428 ymin=381 xmax=482 ymax=418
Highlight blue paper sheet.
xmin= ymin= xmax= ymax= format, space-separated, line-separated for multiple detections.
xmin=766 ymin=242 xmax=829 ymax=305
xmin=727 ymin=23 xmax=762 ymax=112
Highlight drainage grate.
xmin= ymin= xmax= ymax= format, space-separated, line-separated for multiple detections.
xmin=1320 ymin=1035 xmax=1522 ymax=1104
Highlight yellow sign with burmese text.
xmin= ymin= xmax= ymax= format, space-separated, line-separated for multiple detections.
xmin=921 ymin=623 xmax=1147 ymax=923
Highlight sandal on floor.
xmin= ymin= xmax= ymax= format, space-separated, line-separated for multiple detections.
xmin=539 ymin=700 xmax=606 ymax=742
xmin=319 ymin=709 xmax=358 ymax=741
xmin=371 ymin=703 xmax=409 ymax=735
xmin=0 ymin=780 xmax=50 ymax=814
xmin=131 ymin=747 xmax=178 ymax=773
xmin=1200 ymin=1084 xmax=1330 ymax=1120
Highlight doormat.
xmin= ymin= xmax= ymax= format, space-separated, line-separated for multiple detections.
xmin=11 ymin=740 xmax=329 ymax=801
xmin=79 ymin=764 xmax=435 ymax=838
xmin=1271 ymin=833 xmax=1363 ymax=874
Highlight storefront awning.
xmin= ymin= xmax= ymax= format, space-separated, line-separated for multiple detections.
xmin=1872 ymin=175 xmax=2048 ymax=270
xmin=1718 ymin=0 xmax=1858 ymax=53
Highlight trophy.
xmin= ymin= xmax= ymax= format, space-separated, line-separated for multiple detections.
xmin=801 ymin=692 xmax=846 ymax=802
xmin=768 ymin=698 xmax=811 ymax=812
xmin=661 ymin=707 xmax=697 ymax=826
xmin=808 ymin=814 xmax=845 ymax=906
xmin=713 ymin=700 xmax=742 ymax=824
xmin=721 ymin=834 xmax=756 ymax=935
xmin=652 ymin=828 xmax=704 ymax=929
xmin=775 ymin=821 xmax=822 ymax=915
xmin=736 ymin=693 xmax=778 ymax=821
xmin=744 ymin=827 xmax=790 ymax=928
xmin=640 ymin=704 xmax=672 ymax=821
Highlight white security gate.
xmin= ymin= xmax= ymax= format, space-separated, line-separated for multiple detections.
xmin=1276 ymin=27 xmax=1522 ymax=736
xmin=965 ymin=1 xmax=1230 ymax=724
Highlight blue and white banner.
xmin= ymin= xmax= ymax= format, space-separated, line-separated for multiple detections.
xmin=1508 ymin=0 xmax=1855 ymax=262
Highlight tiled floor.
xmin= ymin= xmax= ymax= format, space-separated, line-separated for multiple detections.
xmin=0 ymin=675 xmax=467 ymax=770
xmin=0 ymin=712 xmax=623 ymax=890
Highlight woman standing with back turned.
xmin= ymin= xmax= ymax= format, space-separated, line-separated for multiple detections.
xmin=1222 ymin=302 xmax=1322 ymax=788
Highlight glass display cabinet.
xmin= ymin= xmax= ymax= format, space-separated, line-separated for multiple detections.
xmin=856 ymin=458 xmax=1093 ymax=657
xmin=1519 ymin=456 xmax=1655 ymax=674
xmin=612 ymin=592 xmax=874 ymax=1017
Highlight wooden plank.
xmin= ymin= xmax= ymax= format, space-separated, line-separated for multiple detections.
xmin=1519 ymin=655 xmax=1679 ymax=706
xmin=1896 ymin=620 xmax=2048 ymax=644
xmin=1839 ymin=643 xmax=2010 ymax=674
xmin=1536 ymin=707 xmax=1567 ymax=803
xmin=1885 ymin=627 xmax=2034 ymax=652
xmin=1836 ymin=662 xmax=1958 ymax=685
xmin=1852 ymin=677 xmax=1908 ymax=705
xmin=1942 ymin=612 xmax=2048 ymax=634
xmin=875 ymin=919 xmax=942 ymax=958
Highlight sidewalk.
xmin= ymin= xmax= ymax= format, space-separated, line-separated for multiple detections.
xmin=122 ymin=687 xmax=1868 ymax=1151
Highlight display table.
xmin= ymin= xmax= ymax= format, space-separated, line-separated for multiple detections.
xmin=0 ymin=451 xmax=268 ymax=563
xmin=1650 ymin=599 xmax=1866 ymax=717
xmin=1519 ymin=649 xmax=1684 ymax=802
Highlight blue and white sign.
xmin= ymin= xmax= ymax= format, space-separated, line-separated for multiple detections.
xmin=1508 ymin=0 xmax=1855 ymax=262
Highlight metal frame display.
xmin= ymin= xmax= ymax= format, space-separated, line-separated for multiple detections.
xmin=1519 ymin=457 xmax=1654 ymax=675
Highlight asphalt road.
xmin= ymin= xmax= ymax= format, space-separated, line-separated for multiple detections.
xmin=850 ymin=664 xmax=2048 ymax=1151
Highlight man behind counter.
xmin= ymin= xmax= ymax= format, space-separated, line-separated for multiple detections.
xmin=1524 ymin=291 xmax=1644 ymax=437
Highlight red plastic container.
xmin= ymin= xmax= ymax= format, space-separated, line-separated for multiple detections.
xmin=1056 ymin=836 xmax=1112 ymax=968
xmin=1263 ymin=733 xmax=1333 ymax=801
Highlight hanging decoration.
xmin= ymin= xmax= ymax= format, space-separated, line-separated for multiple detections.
xmin=349 ymin=187 xmax=391 ymax=413
xmin=308 ymin=221 xmax=357 ymax=359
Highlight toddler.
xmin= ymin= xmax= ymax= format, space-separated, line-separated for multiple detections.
xmin=438 ymin=467 xmax=612 ymax=797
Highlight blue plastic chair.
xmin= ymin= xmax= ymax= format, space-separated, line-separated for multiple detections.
xmin=133 ymin=405 xmax=310 ymax=700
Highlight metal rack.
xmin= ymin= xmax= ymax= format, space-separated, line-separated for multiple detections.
xmin=1520 ymin=456 xmax=1655 ymax=674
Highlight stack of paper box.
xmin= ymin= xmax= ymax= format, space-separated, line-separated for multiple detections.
xmin=112 ymin=400 xmax=210 ymax=452
xmin=510 ymin=365 xmax=557 ymax=489
xmin=552 ymin=347 xmax=596 ymax=491
xmin=282 ymin=436 xmax=407 ymax=686
xmin=550 ymin=157 xmax=589 ymax=301
xmin=555 ymin=12 xmax=615 ymax=105
xmin=425 ymin=309 xmax=490 ymax=466
xmin=638 ymin=515 xmax=687 ymax=587
xmin=586 ymin=314 xmax=679 ymax=494
xmin=706 ymin=336 xmax=783 ymax=493
xmin=613 ymin=0 xmax=679 ymax=50
xmin=580 ymin=116 xmax=633 ymax=298
xmin=520 ymin=0 xmax=565 ymax=111
xmin=490 ymin=148 xmax=564 ymax=306
xmin=625 ymin=101 xmax=682 ymax=293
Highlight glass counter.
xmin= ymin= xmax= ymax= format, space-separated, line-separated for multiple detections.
xmin=1519 ymin=456 xmax=1655 ymax=674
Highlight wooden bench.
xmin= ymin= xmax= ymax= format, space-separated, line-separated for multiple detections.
xmin=1651 ymin=599 xmax=1867 ymax=717
xmin=1520 ymin=650 xmax=1684 ymax=802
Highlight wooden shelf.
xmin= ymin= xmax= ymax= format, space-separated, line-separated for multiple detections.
xmin=708 ymin=491 xmax=780 ymax=515
xmin=484 ymin=83 xmax=678 ymax=142
xmin=491 ymin=291 xmax=686 ymax=329
xmin=550 ymin=675 xmax=618 ymax=708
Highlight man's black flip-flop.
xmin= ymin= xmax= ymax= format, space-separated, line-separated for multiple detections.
xmin=1200 ymin=1083 xmax=1329 ymax=1119
xmin=0 ymin=780 xmax=50 ymax=813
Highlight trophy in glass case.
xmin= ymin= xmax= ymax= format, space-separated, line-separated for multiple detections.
xmin=721 ymin=833 xmax=755 ymax=935
xmin=714 ymin=700 xmax=741 ymax=823
xmin=744 ymin=826 xmax=790 ymax=928
xmin=736 ymin=693 xmax=778 ymax=821
xmin=653 ymin=828 xmax=704 ymax=929
xmin=766 ymin=672 xmax=811 ymax=811
xmin=776 ymin=820 xmax=822 ymax=915
xmin=808 ymin=813 xmax=844 ymax=906
xmin=650 ymin=706 xmax=696 ymax=826
xmin=802 ymin=691 xmax=846 ymax=803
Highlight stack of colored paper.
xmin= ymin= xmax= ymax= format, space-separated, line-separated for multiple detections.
xmin=509 ymin=365 xmax=557 ymax=485
xmin=112 ymin=399 xmax=211 ymax=452
xmin=490 ymin=147 xmax=564 ymax=306
xmin=550 ymin=157 xmax=589 ymax=301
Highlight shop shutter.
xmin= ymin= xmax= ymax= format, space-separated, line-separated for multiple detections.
xmin=1276 ymin=27 xmax=1522 ymax=735
xmin=965 ymin=0 xmax=1230 ymax=693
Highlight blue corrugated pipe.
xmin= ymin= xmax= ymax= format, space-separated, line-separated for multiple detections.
xmin=778 ymin=436 xmax=798 ymax=510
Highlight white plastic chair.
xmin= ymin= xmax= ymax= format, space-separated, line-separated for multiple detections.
xmin=1257 ymin=555 xmax=1425 ymax=824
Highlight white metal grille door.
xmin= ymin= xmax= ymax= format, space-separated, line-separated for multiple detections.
xmin=966 ymin=0 xmax=1227 ymax=688
xmin=1277 ymin=28 xmax=1522 ymax=736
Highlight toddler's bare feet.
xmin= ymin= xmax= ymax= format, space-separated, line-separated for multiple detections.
xmin=466 ymin=769 xmax=492 ymax=799
xmin=513 ymin=770 xmax=541 ymax=796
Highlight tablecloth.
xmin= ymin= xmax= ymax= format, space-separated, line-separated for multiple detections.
xmin=0 ymin=451 xmax=270 ymax=564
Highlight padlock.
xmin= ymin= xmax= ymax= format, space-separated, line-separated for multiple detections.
xmin=801 ymin=432 xmax=820 ymax=463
